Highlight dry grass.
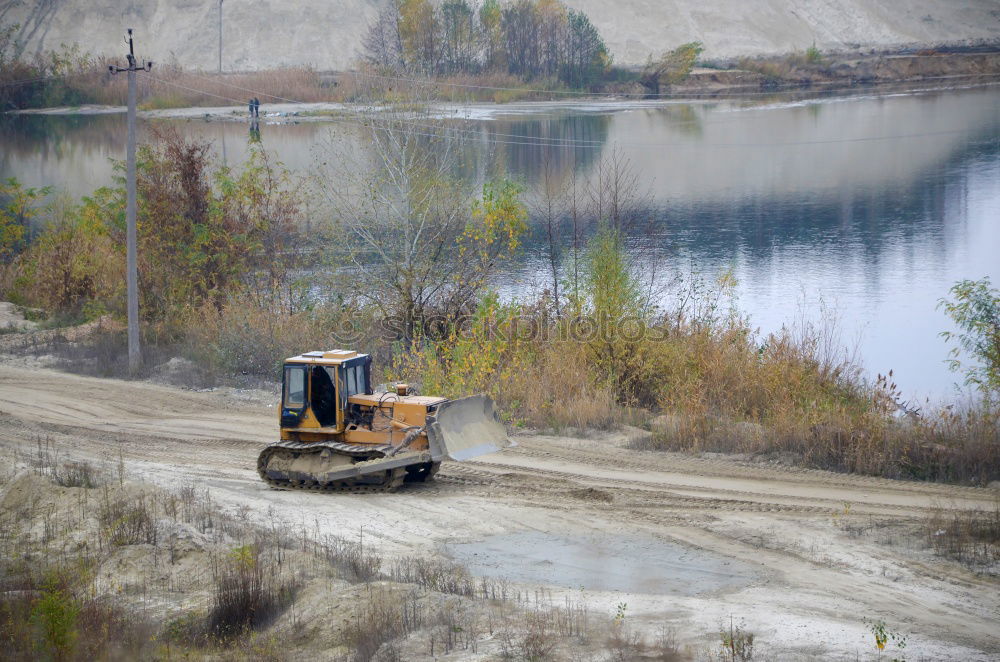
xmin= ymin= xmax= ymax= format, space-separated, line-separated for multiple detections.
xmin=627 ymin=315 xmax=1000 ymax=485
xmin=182 ymin=300 xmax=335 ymax=379
xmin=2 ymin=56 xmax=573 ymax=111
xmin=924 ymin=499 xmax=1000 ymax=571
xmin=1 ymin=57 xmax=343 ymax=110
xmin=0 ymin=440 xmax=733 ymax=661
xmin=208 ymin=543 xmax=296 ymax=638
xmin=137 ymin=66 xmax=342 ymax=109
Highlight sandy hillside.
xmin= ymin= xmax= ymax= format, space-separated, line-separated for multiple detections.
xmin=0 ymin=360 xmax=997 ymax=658
xmin=6 ymin=0 xmax=1000 ymax=71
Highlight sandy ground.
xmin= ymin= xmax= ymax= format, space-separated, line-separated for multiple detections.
xmin=0 ymin=361 xmax=997 ymax=659
xmin=0 ymin=303 xmax=36 ymax=332
xmin=6 ymin=0 xmax=1000 ymax=70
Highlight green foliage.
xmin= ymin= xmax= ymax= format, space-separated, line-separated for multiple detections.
xmin=643 ymin=42 xmax=704 ymax=92
xmin=866 ymin=619 xmax=907 ymax=661
xmin=31 ymin=581 xmax=80 ymax=660
xmin=5 ymin=130 xmax=305 ymax=339
xmin=806 ymin=44 xmax=822 ymax=64
xmin=466 ymin=178 xmax=529 ymax=260
xmin=718 ymin=617 xmax=755 ymax=662
xmin=0 ymin=177 xmax=50 ymax=261
xmin=939 ymin=277 xmax=1000 ymax=396
xmin=581 ymin=226 xmax=647 ymax=399
xmin=364 ymin=0 xmax=611 ymax=87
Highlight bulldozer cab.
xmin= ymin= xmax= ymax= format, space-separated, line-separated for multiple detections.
xmin=280 ymin=351 xmax=372 ymax=431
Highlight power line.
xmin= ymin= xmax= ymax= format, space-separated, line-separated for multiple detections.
xmin=0 ymin=68 xmax=106 ymax=88
xmin=348 ymin=68 xmax=1000 ymax=99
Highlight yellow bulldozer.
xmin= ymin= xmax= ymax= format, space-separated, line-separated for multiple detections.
xmin=257 ymin=349 xmax=508 ymax=492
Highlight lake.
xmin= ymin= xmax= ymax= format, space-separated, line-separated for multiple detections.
xmin=2 ymin=85 xmax=998 ymax=401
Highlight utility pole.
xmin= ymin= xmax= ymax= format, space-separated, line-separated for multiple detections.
xmin=109 ymin=29 xmax=152 ymax=375
xmin=218 ymin=0 xmax=224 ymax=73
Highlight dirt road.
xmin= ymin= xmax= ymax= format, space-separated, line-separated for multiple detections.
xmin=0 ymin=363 xmax=996 ymax=659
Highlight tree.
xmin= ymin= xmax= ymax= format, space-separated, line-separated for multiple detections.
xmin=582 ymin=226 xmax=650 ymax=402
xmin=479 ymin=0 xmax=504 ymax=71
xmin=642 ymin=42 xmax=704 ymax=95
xmin=586 ymin=146 xmax=648 ymax=233
xmin=939 ymin=277 xmax=1000 ymax=396
xmin=440 ymin=0 xmax=477 ymax=73
xmin=501 ymin=0 xmax=540 ymax=78
xmin=535 ymin=0 xmax=567 ymax=78
xmin=0 ymin=177 xmax=50 ymax=261
xmin=531 ymin=151 xmax=569 ymax=315
xmin=359 ymin=0 xmax=613 ymax=86
xmin=563 ymin=9 xmax=608 ymax=88
xmin=399 ymin=0 xmax=440 ymax=74
xmin=318 ymin=110 xmax=526 ymax=341
xmin=361 ymin=2 xmax=405 ymax=71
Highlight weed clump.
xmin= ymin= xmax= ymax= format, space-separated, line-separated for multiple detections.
xmin=98 ymin=489 xmax=156 ymax=547
xmin=208 ymin=543 xmax=295 ymax=638
xmin=924 ymin=500 xmax=1000 ymax=570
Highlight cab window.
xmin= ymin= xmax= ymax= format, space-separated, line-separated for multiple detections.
xmin=348 ymin=366 xmax=359 ymax=396
xmin=283 ymin=366 xmax=306 ymax=408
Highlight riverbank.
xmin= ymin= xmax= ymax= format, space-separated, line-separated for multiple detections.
xmin=674 ymin=49 xmax=1000 ymax=94
xmin=4 ymin=49 xmax=999 ymax=116
xmin=10 ymin=76 xmax=1000 ymax=125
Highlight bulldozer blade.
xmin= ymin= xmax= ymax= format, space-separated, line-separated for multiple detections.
xmin=426 ymin=395 xmax=509 ymax=462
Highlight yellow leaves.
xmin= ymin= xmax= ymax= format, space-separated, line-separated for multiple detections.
xmin=229 ymin=544 xmax=256 ymax=570
xmin=466 ymin=179 xmax=528 ymax=260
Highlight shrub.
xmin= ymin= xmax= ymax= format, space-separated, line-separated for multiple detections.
xmin=208 ymin=543 xmax=293 ymax=638
xmin=939 ymin=277 xmax=1000 ymax=397
xmin=53 ymin=461 xmax=105 ymax=488
xmin=4 ymin=193 xmax=120 ymax=317
xmin=924 ymin=499 xmax=1000 ymax=569
xmin=182 ymin=299 xmax=339 ymax=378
xmin=98 ymin=489 xmax=157 ymax=546
xmin=31 ymin=582 xmax=80 ymax=660
xmin=642 ymin=42 xmax=704 ymax=92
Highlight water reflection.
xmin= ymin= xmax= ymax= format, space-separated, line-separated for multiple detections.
xmin=1 ymin=86 xmax=998 ymax=396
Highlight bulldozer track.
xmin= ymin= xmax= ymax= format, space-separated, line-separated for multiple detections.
xmin=509 ymin=442 xmax=990 ymax=497
xmin=257 ymin=440 xmax=411 ymax=493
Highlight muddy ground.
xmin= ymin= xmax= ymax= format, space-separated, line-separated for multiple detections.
xmin=0 ymin=357 xmax=997 ymax=660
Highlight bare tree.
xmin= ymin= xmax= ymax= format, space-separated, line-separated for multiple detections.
xmin=361 ymin=2 xmax=405 ymax=70
xmin=586 ymin=145 xmax=649 ymax=234
xmin=531 ymin=150 xmax=569 ymax=315
xmin=317 ymin=105 xmax=526 ymax=341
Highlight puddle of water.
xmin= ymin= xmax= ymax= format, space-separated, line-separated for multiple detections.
xmin=446 ymin=531 xmax=759 ymax=596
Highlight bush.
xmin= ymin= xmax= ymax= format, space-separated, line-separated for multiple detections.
xmin=5 ymin=130 xmax=308 ymax=345
xmin=182 ymin=300 xmax=340 ymax=378
xmin=924 ymin=499 xmax=1000 ymax=569
xmin=31 ymin=582 xmax=80 ymax=660
xmin=208 ymin=543 xmax=294 ymax=638
xmin=939 ymin=277 xmax=1000 ymax=397
xmin=98 ymin=489 xmax=157 ymax=546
